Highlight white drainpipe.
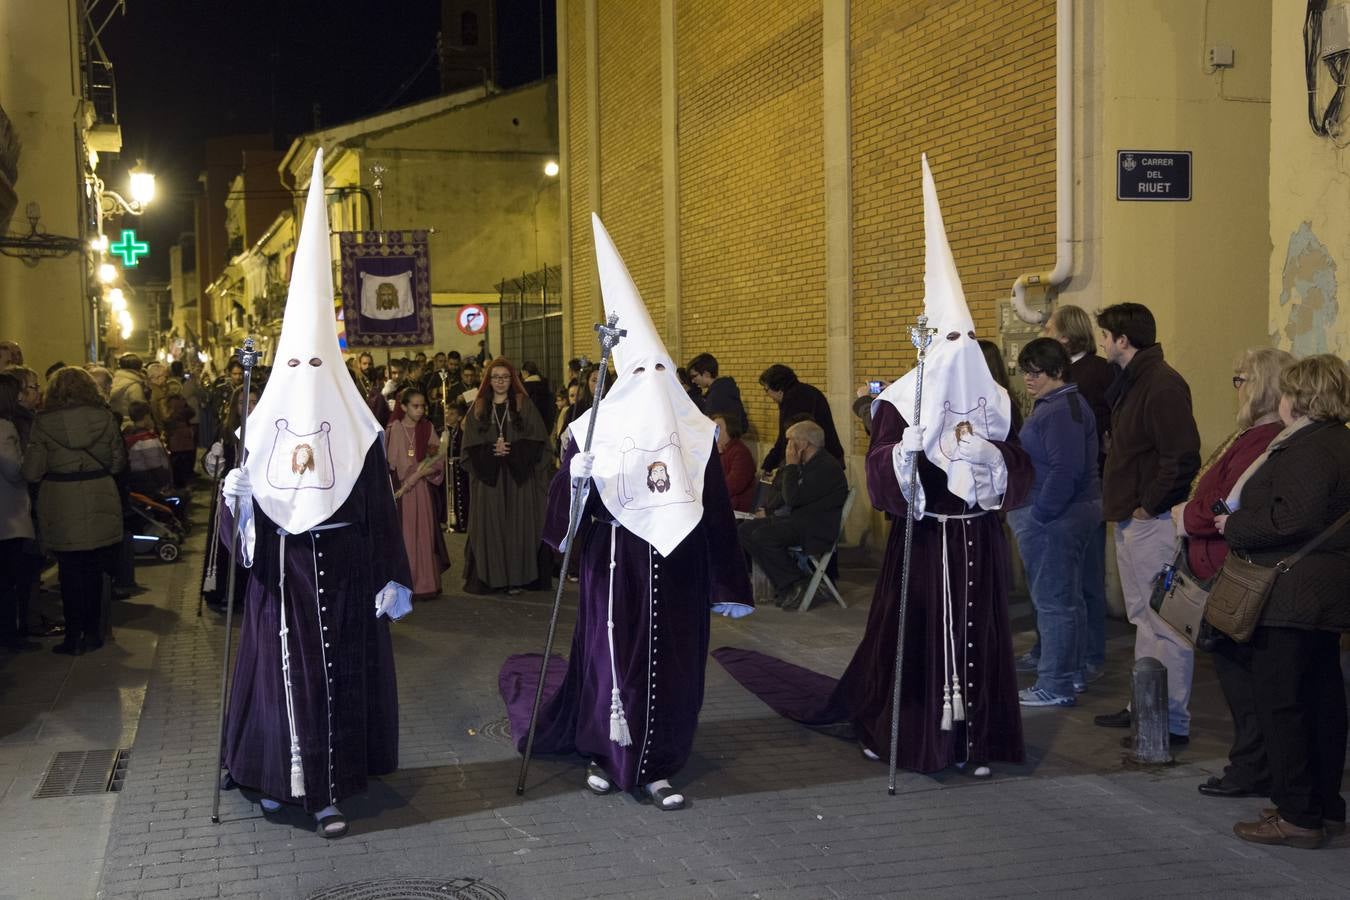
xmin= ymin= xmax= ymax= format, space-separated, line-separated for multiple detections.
xmin=1010 ymin=0 xmax=1073 ymax=325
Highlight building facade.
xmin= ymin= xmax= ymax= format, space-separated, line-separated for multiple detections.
xmin=556 ymin=0 xmax=1277 ymax=556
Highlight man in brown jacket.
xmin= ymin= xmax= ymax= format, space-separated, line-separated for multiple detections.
xmin=1091 ymin=303 xmax=1201 ymax=743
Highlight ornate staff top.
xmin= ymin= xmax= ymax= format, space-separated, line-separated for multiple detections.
xmin=594 ymin=312 xmax=627 ymax=354
xmin=235 ymin=337 xmax=260 ymax=371
xmin=909 ymin=314 xmax=937 ymax=359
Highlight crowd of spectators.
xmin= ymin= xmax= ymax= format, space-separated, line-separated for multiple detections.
xmin=7 ymin=312 xmax=1347 ymax=851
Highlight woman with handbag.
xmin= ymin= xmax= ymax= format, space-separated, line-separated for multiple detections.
xmin=1216 ymin=354 xmax=1350 ymax=849
xmin=1181 ymin=348 xmax=1291 ymax=800
xmin=20 ymin=367 xmax=126 ymax=655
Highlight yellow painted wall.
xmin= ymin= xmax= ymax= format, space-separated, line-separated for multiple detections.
xmin=557 ymin=0 xmax=1274 ymax=557
xmin=0 ymin=0 xmax=91 ymax=371
xmin=1268 ymin=2 xmax=1350 ymax=358
xmin=1073 ymin=0 xmax=1272 ymax=454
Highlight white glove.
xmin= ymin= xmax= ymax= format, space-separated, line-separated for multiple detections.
xmin=203 ymin=441 xmax=226 ymax=478
xmin=570 ymin=450 xmax=595 ymax=481
xmin=381 ymin=378 xmax=398 ymax=398
xmin=222 ymin=467 xmax=252 ymax=506
xmin=900 ymin=424 xmax=925 ymax=456
xmin=956 ymin=431 xmax=1002 ymax=466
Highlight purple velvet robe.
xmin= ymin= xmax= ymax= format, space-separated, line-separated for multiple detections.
xmin=715 ymin=401 xmax=1032 ymax=773
xmin=221 ymin=442 xmax=410 ymax=813
xmin=499 ymin=438 xmax=752 ymax=791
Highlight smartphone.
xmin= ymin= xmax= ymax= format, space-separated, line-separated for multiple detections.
xmin=867 ymin=380 xmax=884 ymax=395
xmin=1210 ymin=499 xmax=1232 ymax=516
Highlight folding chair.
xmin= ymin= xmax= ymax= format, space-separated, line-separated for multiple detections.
xmin=789 ymin=486 xmax=856 ymax=613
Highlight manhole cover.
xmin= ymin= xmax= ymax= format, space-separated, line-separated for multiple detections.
xmin=307 ymin=877 xmax=506 ymax=900
xmin=33 ymin=748 xmax=130 ymax=798
xmin=473 ymin=718 xmax=512 ymax=744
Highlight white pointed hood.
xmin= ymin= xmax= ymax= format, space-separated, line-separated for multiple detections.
xmin=877 ymin=154 xmax=1012 ymax=507
xmin=242 ymin=149 xmax=384 ymax=535
xmin=568 ymin=214 xmax=715 ymax=557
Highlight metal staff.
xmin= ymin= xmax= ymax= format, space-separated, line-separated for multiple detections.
xmin=196 ymin=454 xmax=224 ymax=617
xmin=515 ymin=313 xmax=625 ymax=796
xmin=211 ymin=337 xmax=258 ymax=823
xmin=888 ymin=314 xmax=936 ymax=795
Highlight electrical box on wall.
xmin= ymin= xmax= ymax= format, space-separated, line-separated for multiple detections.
xmin=997 ymin=297 xmax=1047 ymax=388
xmin=1206 ymin=44 xmax=1234 ymax=68
xmin=1323 ymin=3 xmax=1350 ymax=58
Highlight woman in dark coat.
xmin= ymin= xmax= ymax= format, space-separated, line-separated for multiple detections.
xmin=1218 ymin=354 xmax=1350 ymax=849
xmin=21 ymin=367 xmax=126 ymax=654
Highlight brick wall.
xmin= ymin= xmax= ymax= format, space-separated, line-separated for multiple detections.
xmin=560 ymin=0 xmax=1055 ymax=448
xmin=565 ymin=0 xmax=592 ymax=355
xmin=677 ymin=0 xmax=826 ymax=442
xmin=595 ymin=1 xmax=664 ymax=339
xmin=850 ymin=0 xmax=1056 ymax=447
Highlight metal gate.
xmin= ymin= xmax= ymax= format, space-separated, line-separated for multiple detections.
xmin=497 ymin=265 xmax=563 ymax=390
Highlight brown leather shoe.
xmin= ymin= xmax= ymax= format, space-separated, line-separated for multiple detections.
xmin=1235 ymin=813 xmax=1324 ymax=849
xmin=1261 ymin=807 xmax=1346 ymax=839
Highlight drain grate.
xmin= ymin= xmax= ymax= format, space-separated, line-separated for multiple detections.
xmin=33 ymin=748 xmax=130 ymax=798
xmin=307 ymin=877 xmax=506 ymax=900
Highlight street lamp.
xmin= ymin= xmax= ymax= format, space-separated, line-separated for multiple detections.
xmin=89 ymin=158 xmax=156 ymax=234
xmin=98 ymin=262 xmax=117 ymax=284
xmin=129 ymin=163 xmax=156 ymax=206
xmin=543 ymin=159 xmax=559 ymax=178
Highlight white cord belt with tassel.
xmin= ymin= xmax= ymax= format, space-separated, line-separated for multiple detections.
xmin=923 ymin=511 xmax=982 ymax=731
xmin=605 ymin=523 xmax=632 ymax=746
xmin=277 ymin=531 xmax=305 ymax=798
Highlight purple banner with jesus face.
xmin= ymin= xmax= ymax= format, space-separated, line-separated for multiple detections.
xmin=338 ymin=230 xmax=433 ymax=348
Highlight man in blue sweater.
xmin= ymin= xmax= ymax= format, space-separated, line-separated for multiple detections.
xmin=1007 ymin=337 xmax=1102 ymax=707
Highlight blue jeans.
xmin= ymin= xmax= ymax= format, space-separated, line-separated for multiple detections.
xmin=1010 ymin=500 xmax=1100 ymax=698
xmin=1081 ymin=520 xmax=1107 ymax=670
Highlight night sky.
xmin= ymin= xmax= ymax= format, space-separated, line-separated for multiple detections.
xmin=100 ymin=0 xmax=555 ymax=281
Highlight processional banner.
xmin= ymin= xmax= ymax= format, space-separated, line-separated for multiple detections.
xmin=338 ymin=230 xmax=433 ymax=348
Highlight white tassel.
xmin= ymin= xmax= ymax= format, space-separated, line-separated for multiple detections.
xmin=609 ymin=688 xmax=633 ymax=746
xmin=289 ymin=756 xmax=306 ymax=798
xmin=940 ymin=691 xmax=953 ymax=732
xmin=604 ymin=524 xmax=632 ymax=747
xmin=952 ymin=688 xmax=966 ymax=723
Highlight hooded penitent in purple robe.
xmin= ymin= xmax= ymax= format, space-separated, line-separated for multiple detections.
xmin=221 ymin=441 xmax=410 ymax=813
xmin=714 ymin=401 xmax=1032 ymax=773
xmin=499 ymin=438 xmax=751 ymax=791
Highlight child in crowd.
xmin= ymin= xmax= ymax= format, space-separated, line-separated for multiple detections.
xmin=122 ymin=401 xmax=174 ymax=496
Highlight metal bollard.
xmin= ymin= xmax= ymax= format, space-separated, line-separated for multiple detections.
xmin=1128 ymin=657 xmax=1172 ymax=764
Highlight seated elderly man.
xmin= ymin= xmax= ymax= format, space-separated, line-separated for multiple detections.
xmin=739 ymin=419 xmax=848 ymax=609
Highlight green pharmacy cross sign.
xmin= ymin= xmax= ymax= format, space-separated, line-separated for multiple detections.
xmin=110 ymin=229 xmax=150 ymax=267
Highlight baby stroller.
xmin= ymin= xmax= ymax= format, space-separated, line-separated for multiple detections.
xmin=126 ymin=492 xmax=187 ymax=562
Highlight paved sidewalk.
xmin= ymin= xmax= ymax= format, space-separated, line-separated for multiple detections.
xmin=0 ymin=549 xmax=186 ymax=900
xmin=12 ymin=521 xmax=1337 ymax=899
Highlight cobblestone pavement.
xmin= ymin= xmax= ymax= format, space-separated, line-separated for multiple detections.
xmin=10 ymin=514 xmax=1346 ymax=899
